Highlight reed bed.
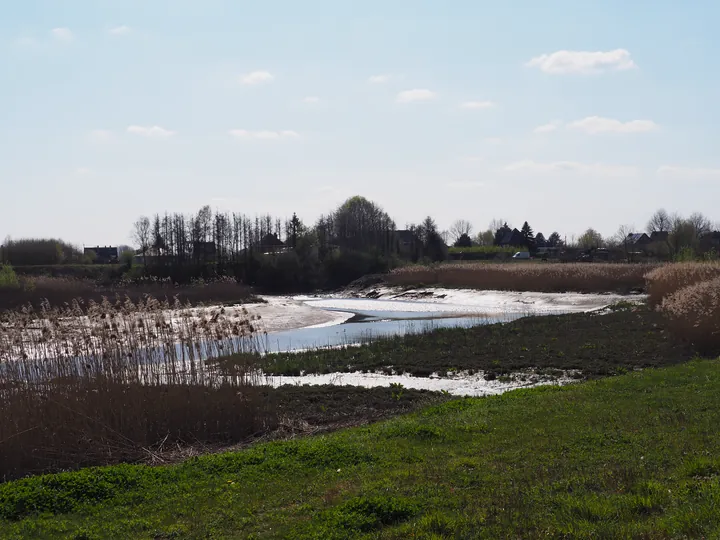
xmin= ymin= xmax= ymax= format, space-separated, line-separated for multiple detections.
xmin=0 ymin=275 xmax=257 ymax=312
xmin=658 ymin=276 xmax=720 ymax=354
xmin=388 ymin=263 xmax=653 ymax=294
xmin=645 ymin=262 xmax=720 ymax=306
xmin=0 ymin=296 xmax=273 ymax=481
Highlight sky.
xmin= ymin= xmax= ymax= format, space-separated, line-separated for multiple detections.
xmin=2 ymin=0 xmax=719 ymax=247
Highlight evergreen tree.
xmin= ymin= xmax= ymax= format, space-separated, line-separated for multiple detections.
xmin=547 ymin=232 xmax=562 ymax=247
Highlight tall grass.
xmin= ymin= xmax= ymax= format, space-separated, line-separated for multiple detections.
xmin=658 ymin=276 xmax=720 ymax=354
xmin=0 ymin=275 xmax=257 ymax=312
xmin=645 ymin=262 xmax=720 ymax=306
xmin=0 ymin=296 xmax=273 ymax=481
xmin=388 ymin=263 xmax=653 ymax=294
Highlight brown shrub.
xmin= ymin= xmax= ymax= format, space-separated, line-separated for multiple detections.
xmin=645 ymin=262 xmax=720 ymax=306
xmin=659 ymin=276 xmax=720 ymax=354
xmin=388 ymin=263 xmax=653 ymax=294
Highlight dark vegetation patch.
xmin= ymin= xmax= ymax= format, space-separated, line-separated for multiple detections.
xmin=4 ymin=361 xmax=720 ymax=537
xmin=219 ymin=305 xmax=697 ymax=379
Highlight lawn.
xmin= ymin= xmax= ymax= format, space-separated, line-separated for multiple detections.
xmin=3 ymin=359 xmax=720 ymax=538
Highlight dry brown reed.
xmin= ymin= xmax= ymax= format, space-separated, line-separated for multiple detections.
xmin=0 ymin=296 xmax=273 ymax=481
xmin=645 ymin=262 xmax=720 ymax=306
xmin=0 ymin=276 xmax=257 ymax=312
xmin=658 ymin=276 xmax=720 ymax=354
xmin=388 ymin=263 xmax=653 ymax=294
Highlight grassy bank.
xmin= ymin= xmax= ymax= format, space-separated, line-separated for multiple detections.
xmin=220 ymin=304 xmax=696 ymax=379
xmin=3 ymin=360 xmax=720 ymax=538
xmin=387 ymin=262 xmax=655 ymax=293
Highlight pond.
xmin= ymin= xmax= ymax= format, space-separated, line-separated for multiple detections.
xmin=255 ymin=290 xmax=629 ymax=353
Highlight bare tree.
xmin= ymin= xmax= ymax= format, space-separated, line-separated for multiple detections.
xmin=488 ymin=218 xmax=506 ymax=234
xmin=449 ymin=219 xmax=474 ymax=243
xmin=131 ymin=216 xmax=151 ymax=262
xmin=647 ymin=209 xmax=671 ymax=233
xmin=688 ymin=212 xmax=712 ymax=238
xmin=613 ymin=224 xmax=635 ymax=258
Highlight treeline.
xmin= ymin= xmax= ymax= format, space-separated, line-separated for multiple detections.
xmin=126 ymin=196 xmax=446 ymax=292
xmin=0 ymin=239 xmax=87 ymax=266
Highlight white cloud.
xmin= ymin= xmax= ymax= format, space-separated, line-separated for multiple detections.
xmin=75 ymin=167 xmax=92 ymax=175
xmin=526 ymin=49 xmax=636 ymax=74
xmin=568 ymin=116 xmax=659 ymax=134
xmin=126 ymin=125 xmax=176 ymax=138
xmin=229 ymin=130 xmax=300 ymax=140
xmin=51 ymin=27 xmax=74 ymax=42
xmin=483 ymin=137 xmax=502 ymax=144
xmin=657 ymin=165 xmax=720 ymax=179
xmin=460 ymin=101 xmax=496 ymax=110
xmin=14 ymin=37 xmax=38 ymax=47
xmin=396 ymin=89 xmax=436 ymax=103
xmin=534 ymin=121 xmax=563 ymax=133
xmin=303 ymin=96 xmax=320 ymax=104
xmin=368 ymin=74 xmax=391 ymax=84
xmin=502 ymin=160 xmax=637 ymax=177
xmin=240 ymin=71 xmax=274 ymax=85
xmin=109 ymin=25 xmax=132 ymax=36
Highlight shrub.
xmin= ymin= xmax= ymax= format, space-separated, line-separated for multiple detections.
xmin=645 ymin=262 xmax=720 ymax=305
xmin=659 ymin=276 xmax=720 ymax=354
xmin=0 ymin=265 xmax=19 ymax=289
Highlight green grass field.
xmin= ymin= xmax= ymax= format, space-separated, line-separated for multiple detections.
xmin=3 ymin=359 xmax=720 ymax=539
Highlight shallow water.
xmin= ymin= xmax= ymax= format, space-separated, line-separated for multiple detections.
xmin=258 ymin=311 xmax=506 ymax=353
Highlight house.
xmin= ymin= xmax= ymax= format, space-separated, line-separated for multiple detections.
xmin=497 ymin=228 xmax=526 ymax=248
xmin=626 ymin=233 xmax=652 ymax=247
xmin=258 ymin=233 xmax=287 ymax=254
xmin=84 ymin=246 xmax=118 ymax=264
xmin=700 ymin=231 xmax=720 ymax=254
xmin=395 ymin=230 xmax=418 ymax=259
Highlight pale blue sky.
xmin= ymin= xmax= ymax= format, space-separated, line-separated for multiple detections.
xmin=2 ymin=0 xmax=719 ymax=246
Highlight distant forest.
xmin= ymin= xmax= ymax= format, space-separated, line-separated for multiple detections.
xmin=1 ymin=197 xmax=717 ymax=292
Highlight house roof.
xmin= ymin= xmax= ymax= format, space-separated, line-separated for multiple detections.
xmin=499 ymin=228 xmax=524 ymax=246
xmin=627 ymin=233 xmax=651 ymax=244
xmin=259 ymin=233 xmax=285 ymax=247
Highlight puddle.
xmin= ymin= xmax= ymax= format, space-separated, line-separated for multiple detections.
xmin=267 ymin=370 xmax=577 ymax=397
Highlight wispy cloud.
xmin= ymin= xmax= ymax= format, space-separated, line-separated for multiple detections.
xmin=460 ymin=101 xmax=496 ymax=110
xmin=368 ymin=74 xmax=391 ymax=84
xmin=127 ymin=125 xmax=176 ymax=138
xmin=51 ymin=27 xmax=74 ymax=42
xmin=526 ymin=49 xmax=636 ymax=74
xmin=75 ymin=167 xmax=92 ymax=175
xmin=303 ymin=96 xmax=320 ymax=104
xmin=109 ymin=25 xmax=132 ymax=36
xmin=483 ymin=137 xmax=502 ymax=144
xmin=502 ymin=160 xmax=637 ymax=177
xmin=240 ymin=71 xmax=274 ymax=85
xmin=396 ymin=89 xmax=436 ymax=103
xmin=657 ymin=165 xmax=720 ymax=179
xmin=568 ymin=116 xmax=659 ymax=134
xmin=534 ymin=121 xmax=563 ymax=133
xmin=229 ymin=130 xmax=300 ymax=140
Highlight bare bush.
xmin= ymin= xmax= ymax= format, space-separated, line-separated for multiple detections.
xmin=645 ymin=262 xmax=720 ymax=305
xmin=659 ymin=276 xmax=720 ymax=353
xmin=388 ymin=263 xmax=653 ymax=294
